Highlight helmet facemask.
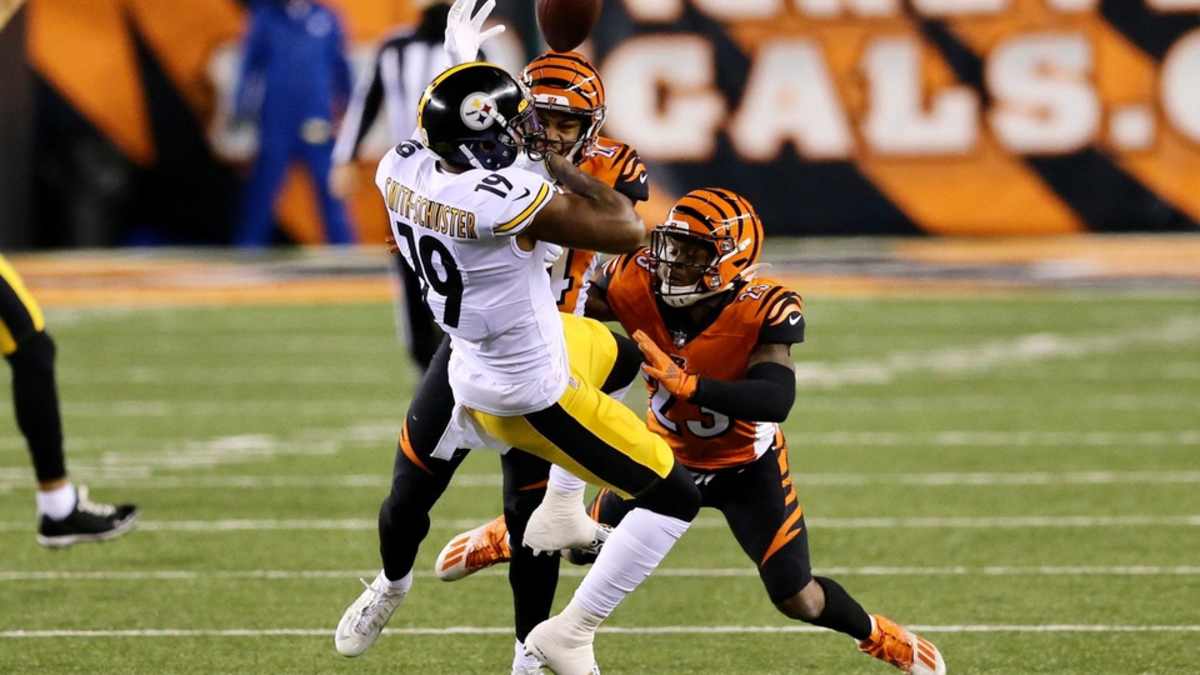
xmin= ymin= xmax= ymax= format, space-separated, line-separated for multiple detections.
xmin=534 ymin=103 xmax=605 ymax=163
xmin=650 ymin=229 xmax=730 ymax=308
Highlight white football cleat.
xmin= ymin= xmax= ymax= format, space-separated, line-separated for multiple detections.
xmin=334 ymin=571 xmax=408 ymax=657
xmin=435 ymin=515 xmax=512 ymax=581
xmin=523 ymin=612 xmax=601 ymax=675
xmin=523 ymin=487 xmax=604 ymax=554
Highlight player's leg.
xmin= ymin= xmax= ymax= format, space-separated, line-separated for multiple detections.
xmin=560 ymin=487 xmax=636 ymax=566
xmin=470 ymin=315 xmax=702 ymax=673
xmin=233 ymin=133 xmax=291 ymax=247
xmin=299 ymin=138 xmax=354 ymax=245
xmin=434 ymin=324 xmax=643 ymax=580
xmin=0 ymin=256 xmax=137 ymax=547
xmin=391 ymin=253 xmax=443 ymax=371
xmin=497 ymin=450 xmax=560 ymax=674
xmin=523 ymin=325 xmax=643 ymax=553
xmin=719 ymin=442 xmax=946 ymax=675
xmin=336 ymin=336 xmax=469 ymax=657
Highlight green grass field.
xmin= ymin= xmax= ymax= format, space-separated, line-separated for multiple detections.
xmin=2 ymin=293 xmax=1199 ymax=673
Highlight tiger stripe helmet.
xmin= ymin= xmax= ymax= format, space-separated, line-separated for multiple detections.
xmin=650 ymin=188 xmax=765 ymax=307
xmin=520 ymin=51 xmax=606 ymax=162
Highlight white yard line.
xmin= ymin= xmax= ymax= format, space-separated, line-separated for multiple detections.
xmin=2 ymin=625 xmax=1198 ymax=639
xmin=41 ymin=398 xmax=1200 ymax=417
xmin=792 ymin=316 xmax=1200 ymax=388
xmin=4 ymin=470 xmax=1200 ymax=493
xmin=2 ymin=566 xmax=1199 ymax=583
xmin=0 ymin=515 xmax=1196 ymax=533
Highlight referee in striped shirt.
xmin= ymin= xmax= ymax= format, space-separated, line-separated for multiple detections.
xmin=331 ymin=1 xmax=469 ymax=371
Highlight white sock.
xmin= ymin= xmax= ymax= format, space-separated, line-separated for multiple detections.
xmin=568 ymin=507 xmax=691 ymax=619
xmin=512 ymin=638 xmax=541 ymax=671
xmin=36 ymin=483 xmax=77 ymax=521
xmin=379 ymin=569 xmax=412 ymax=594
xmin=548 ymin=464 xmax=586 ymax=496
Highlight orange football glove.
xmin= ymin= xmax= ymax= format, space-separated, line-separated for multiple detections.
xmin=632 ymin=329 xmax=698 ymax=400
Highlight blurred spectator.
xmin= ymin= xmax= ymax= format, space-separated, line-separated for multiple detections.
xmin=332 ymin=0 xmax=462 ymax=370
xmin=232 ymin=0 xmax=354 ymax=247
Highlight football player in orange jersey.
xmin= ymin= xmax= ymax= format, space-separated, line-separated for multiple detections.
xmin=437 ymin=189 xmax=948 ymax=675
xmin=522 ymin=50 xmax=649 ymax=317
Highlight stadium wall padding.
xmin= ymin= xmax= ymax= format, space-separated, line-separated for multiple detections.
xmin=13 ymin=0 xmax=1200 ymax=246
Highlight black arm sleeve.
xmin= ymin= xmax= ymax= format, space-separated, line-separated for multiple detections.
xmin=689 ymin=361 xmax=796 ymax=423
xmin=332 ymin=46 xmax=387 ymax=164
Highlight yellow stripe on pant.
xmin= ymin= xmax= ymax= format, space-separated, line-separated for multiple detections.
xmin=469 ymin=313 xmax=674 ymax=499
xmin=0 ymin=255 xmax=47 ymax=356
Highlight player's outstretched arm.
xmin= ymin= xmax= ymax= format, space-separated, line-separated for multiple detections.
xmin=636 ymin=333 xmax=798 ymax=423
xmin=522 ymin=153 xmax=645 ymax=254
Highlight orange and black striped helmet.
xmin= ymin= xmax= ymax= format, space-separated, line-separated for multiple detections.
xmin=649 ymin=188 xmax=765 ymax=307
xmin=520 ymin=51 xmax=606 ymax=162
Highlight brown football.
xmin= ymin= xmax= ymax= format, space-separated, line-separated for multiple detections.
xmin=536 ymin=0 xmax=602 ymax=53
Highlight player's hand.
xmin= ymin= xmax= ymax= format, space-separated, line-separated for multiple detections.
xmin=444 ymin=0 xmax=505 ymax=66
xmin=384 ymin=235 xmax=400 ymax=254
xmin=632 ymin=329 xmax=698 ymax=400
xmin=330 ymin=164 xmax=355 ymax=199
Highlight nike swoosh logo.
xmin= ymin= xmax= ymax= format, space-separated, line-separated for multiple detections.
xmin=516 ymin=187 xmax=531 ymax=200
xmin=638 ymin=175 xmax=648 ymax=184
xmin=788 ymin=314 xmax=803 ymax=325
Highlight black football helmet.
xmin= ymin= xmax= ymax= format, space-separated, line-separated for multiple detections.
xmin=416 ymin=62 xmax=546 ymax=171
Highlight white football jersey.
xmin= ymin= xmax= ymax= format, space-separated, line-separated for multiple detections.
xmin=376 ymin=140 xmax=565 ymax=416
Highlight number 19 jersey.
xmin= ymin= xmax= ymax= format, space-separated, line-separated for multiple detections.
xmin=375 ymin=141 xmax=563 ymax=416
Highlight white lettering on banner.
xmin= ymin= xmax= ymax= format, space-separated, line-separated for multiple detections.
xmin=913 ymin=0 xmax=1011 ymax=14
xmin=1148 ymin=0 xmax=1200 ymax=10
xmin=729 ymin=40 xmax=853 ymax=160
xmin=693 ymin=0 xmax=783 ymax=20
xmin=1161 ymin=31 xmax=1200 ymax=144
xmin=988 ymin=34 xmax=1100 ymax=154
xmin=862 ymin=37 xmax=979 ymax=155
xmin=1044 ymin=0 xmax=1098 ymax=11
xmin=602 ymin=36 xmax=726 ymax=160
xmin=796 ymin=0 xmax=899 ymax=16
xmin=621 ymin=0 xmax=684 ymax=22
xmin=622 ymin=0 xmax=1183 ymax=22
xmin=1109 ymin=105 xmax=1156 ymax=151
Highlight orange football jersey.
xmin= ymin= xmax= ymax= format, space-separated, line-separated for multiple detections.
xmin=549 ymin=136 xmax=648 ymax=315
xmin=601 ymin=251 xmax=805 ymax=470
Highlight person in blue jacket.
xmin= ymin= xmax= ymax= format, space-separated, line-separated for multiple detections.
xmin=233 ymin=0 xmax=354 ymax=246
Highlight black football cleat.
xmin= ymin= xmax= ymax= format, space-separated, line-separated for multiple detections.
xmin=36 ymin=486 xmax=138 ymax=549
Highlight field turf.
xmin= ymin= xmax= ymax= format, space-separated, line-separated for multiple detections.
xmin=1 ymin=292 xmax=1198 ymax=673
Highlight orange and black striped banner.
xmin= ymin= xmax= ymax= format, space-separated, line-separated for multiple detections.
xmin=587 ymin=0 xmax=1200 ymax=235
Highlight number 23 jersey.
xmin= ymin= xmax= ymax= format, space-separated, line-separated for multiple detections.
xmin=375 ymin=140 xmax=564 ymax=416
xmin=600 ymin=252 xmax=806 ymax=470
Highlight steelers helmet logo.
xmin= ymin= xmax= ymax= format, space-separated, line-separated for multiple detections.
xmin=460 ymin=92 xmax=498 ymax=131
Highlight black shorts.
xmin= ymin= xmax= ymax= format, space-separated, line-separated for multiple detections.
xmin=589 ymin=442 xmax=811 ymax=604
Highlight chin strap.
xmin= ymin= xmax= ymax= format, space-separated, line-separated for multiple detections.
xmin=458 ymin=143 xmax=485 ymax=169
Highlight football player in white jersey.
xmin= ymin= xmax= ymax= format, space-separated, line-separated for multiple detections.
xmin=334 ymin=62 xmax=702 ymax=675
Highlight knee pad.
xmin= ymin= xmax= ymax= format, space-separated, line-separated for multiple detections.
xmin=600 ymin=332 xmax=643 ymax=395
xmin=633 ymin=462 xmax=700 ymax=522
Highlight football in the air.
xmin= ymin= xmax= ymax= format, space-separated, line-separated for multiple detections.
xmin=536 ymin=0 xmax=602 ymax=52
